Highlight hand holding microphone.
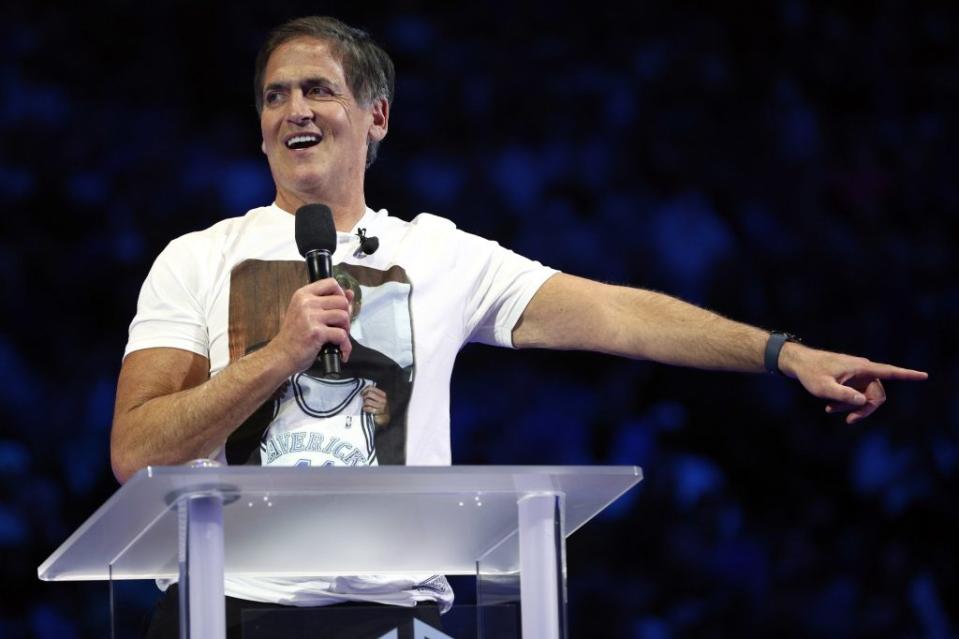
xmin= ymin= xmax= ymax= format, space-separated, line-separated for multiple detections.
xmin=268 ymin=204 xmax=351 ymax=379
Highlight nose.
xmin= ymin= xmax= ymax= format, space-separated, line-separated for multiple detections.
xmin=287 ymin=90 xmax=313 ymax=126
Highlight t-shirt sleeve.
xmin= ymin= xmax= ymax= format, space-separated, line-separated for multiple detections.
xmin=460 ymin=232 xmax=559 ymax=348
xmin=124 ymin=237 xmax=210 ymax=359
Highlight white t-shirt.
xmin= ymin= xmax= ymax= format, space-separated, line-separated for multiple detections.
xmin=125 ymin=203 xmax=557 ymax=609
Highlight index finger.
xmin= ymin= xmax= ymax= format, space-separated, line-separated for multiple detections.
xmin=860 ymin=362 xmax=928 ymax=381
xmin=302 ymin=278 xmax=346 ymax=297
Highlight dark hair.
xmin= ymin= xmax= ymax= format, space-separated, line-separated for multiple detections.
xmin=254 ymin=16 xmax=395 ymax=168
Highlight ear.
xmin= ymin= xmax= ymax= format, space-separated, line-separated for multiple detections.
xmin=367 ymin=97 xmax=389 ymax=143
xmin=261 ymin=139 xmax=267 ymax=155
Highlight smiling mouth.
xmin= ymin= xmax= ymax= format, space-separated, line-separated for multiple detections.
xmin=286 ymin=134 xmax=321 ymax=150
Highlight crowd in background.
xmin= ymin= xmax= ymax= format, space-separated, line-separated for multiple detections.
xmin=0 ymin=1 xmax=955 ymax=637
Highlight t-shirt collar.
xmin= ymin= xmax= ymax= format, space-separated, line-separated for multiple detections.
xmin=267 ymin=203 xmax=384 ymax=250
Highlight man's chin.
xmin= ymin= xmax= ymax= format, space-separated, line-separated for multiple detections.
xmin=275 ymin=174 xmax=333 ymax=202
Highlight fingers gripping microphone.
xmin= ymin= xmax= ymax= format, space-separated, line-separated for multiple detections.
xmin=294 ymin=204 xmax=341 ymax=379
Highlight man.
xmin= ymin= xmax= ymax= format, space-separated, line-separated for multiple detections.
xmin=112 ymin=15 xmax=927 ymax=637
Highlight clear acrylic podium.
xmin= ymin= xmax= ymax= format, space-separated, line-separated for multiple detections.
xmin=38 ymin=465 xmax=642 ymax=638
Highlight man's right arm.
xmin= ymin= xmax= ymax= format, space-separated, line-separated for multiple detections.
xmin=110 ymin=278 xmax=353 ymax=484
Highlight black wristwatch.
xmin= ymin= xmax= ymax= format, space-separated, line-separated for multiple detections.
xmin=764 ymin=332 xmax=801 ymax=376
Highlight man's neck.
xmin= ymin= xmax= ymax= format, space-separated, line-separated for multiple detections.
xmin=274 ymin=191 xmax=366 ymax=232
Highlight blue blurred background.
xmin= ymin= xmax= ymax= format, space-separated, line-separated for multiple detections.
xmin=1 ymin=1 xmax=955 ymax=637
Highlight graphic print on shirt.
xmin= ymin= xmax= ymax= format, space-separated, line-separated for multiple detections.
xmin=224 ymin=260 xmax=413 ymax=466
xmin=263 ymin=374 xmax=380 ymax=467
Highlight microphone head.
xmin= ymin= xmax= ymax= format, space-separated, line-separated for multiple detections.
xmin=361 ymin=235 xmax=379 ymax=255
xmin=294 ymin=204 xmax=337 ymax=256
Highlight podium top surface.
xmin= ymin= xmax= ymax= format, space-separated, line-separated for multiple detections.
xmin=39 ymin=465 xmax=642 ymax=581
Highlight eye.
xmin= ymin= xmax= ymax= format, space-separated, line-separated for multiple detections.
xmin=307 ymin=85 xmax=333 ymax=98
xmin=264 ymin=90 xmax=285 ymax=106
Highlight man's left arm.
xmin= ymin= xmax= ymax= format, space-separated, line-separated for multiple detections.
xmin=512 ymin=273 xmax=927 ymax=423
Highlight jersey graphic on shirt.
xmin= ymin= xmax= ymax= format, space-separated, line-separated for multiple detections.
xmin=261 ymin=374 xmax=379 ymax=467
xmin=225 ymin=261 xmax=413 ymax=466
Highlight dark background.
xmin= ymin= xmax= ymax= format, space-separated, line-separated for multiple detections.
xmin=1 ymin=1 xmax=956 ymax=637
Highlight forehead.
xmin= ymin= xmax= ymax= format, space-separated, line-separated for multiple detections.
xmin=263 ymin=37 xmax=346 ymax=86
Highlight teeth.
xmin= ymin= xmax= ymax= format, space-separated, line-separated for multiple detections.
xmin=286 ymin=135 xmax=320 ymax=148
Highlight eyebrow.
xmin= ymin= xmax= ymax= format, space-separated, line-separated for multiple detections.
xmin=263 ymin=76 xmax=338 ymax=94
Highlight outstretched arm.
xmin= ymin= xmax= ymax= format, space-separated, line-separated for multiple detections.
xmin=512 ymin=274 xmax=927 ymax=421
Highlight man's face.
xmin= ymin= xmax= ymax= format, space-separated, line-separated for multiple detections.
xmin=259 ymin=37 xmax=387 ymax=210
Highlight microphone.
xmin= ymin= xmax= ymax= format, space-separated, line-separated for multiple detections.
xmin=356 ymin=228 xmax=379 ymax=255
xmin=294 ymin=204 xmax=341 ymax=379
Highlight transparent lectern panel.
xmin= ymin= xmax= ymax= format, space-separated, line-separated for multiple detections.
xmin=108 ymin=579 xmax=164 ymax=639
xmin=475 ymin=571 xmax=521 ymax=638
xmin=475 ymin=529 xmax=520 ymax=608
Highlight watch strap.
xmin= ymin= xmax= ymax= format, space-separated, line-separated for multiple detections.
xmin=764 ymin=332 xmax=798 ymax=375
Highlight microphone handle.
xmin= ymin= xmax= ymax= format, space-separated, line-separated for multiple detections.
xmin=305 ymin=249 xmax=331 ymax=282
xmin=304 ymin=249 xmax=341 ymax=379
